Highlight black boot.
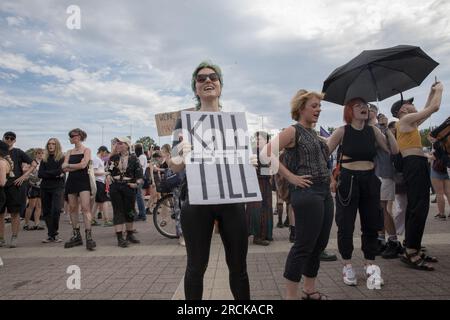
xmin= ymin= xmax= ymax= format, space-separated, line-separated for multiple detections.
xmin=289 ymin=226 xmax=295 ymax=243
xmin=85 ymin=229 xmax=96 ymax=251
xmin=126 ymin=230 xmax=140 ymax=244
xmin=276 ymin=204 xmax=284 ymax=228
xmin=64 ymin=228 xmax=83 ymax=248
xmin=116 ymin=232 xmax=128 ymax=248
xmin=284 ymin=215 xmax=290 ymax=228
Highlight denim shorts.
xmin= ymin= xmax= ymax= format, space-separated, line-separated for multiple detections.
xmin=430 ymin=167 xmax=449 ymax=180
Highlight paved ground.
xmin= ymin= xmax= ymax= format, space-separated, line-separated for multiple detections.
xmin=1 ymin=199 xmax=450 ymax=300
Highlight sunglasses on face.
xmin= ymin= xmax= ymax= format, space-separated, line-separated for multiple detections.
xmin=69 ymin=134 xmax=79 ymax=138
xmin=4 ymin=136 xmax=15 ymax=141
xmin=196 ymin=73 xmax=219 ymax=83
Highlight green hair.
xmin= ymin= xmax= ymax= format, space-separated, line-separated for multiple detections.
xmin=191 ymin=60 xmax=223 ymax=110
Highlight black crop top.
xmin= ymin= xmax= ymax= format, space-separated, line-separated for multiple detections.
xmin=341 ymin=125 xmax=377 ymax=163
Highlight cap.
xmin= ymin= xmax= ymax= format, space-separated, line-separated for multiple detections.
xmin=3 ymin=131 xmax=16 ymax=139
xmin=391 ymin=97 xmax=414 ymax=118
xmin=97 ymin=145 xmax=110 ymax=153
xmin=114 ymin=136 xmax=132 ymax=147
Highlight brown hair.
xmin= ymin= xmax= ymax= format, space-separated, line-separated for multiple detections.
xmin=68 ymin=128 xmax=87 ymax=141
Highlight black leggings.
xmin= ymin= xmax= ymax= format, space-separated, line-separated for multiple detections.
xmin=181 ymin=202 xmax=250 ymax=300
xmin=335 ymin=168 xmax=383 ymax=261
xmin=284 ymin=183 xmax=334 ymax=282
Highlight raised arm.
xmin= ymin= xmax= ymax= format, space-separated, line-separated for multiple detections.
xmin=373 ymin=126 xmax=399 ymax=154
xmin=402 ymin=82 xmax=443 ymax=127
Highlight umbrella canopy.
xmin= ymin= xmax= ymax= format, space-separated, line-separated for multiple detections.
xmin=322 ymin=45 xmax=439 ymax=105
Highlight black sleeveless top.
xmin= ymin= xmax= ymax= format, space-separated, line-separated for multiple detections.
xmin=341 ymin=125 xmax=377 ymax=163
xmin=284 ymin=124 xmax=330 ymax=185
xmin=65 ymin=154 xmax=90 ymax=194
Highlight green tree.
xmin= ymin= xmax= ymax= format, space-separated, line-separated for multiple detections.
xmin=420 ymin=127 xmax=436 ymax=149
xmin=135 ymin=136 xmax=157 ymax=151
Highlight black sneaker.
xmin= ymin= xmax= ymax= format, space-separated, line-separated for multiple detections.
xmin=376 ymin=239 xmax=387 ymax=256
xmin=320 ymin=250 xmax=338 ymax=261
xmin=276 ymin=221 xmax=284 ymax=228
xmin=382 ymin=241 xmax=400 ymax=259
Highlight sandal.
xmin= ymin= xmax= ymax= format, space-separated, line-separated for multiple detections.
xmin=400 ymin=251 xmax=434 ymax=271
xmin=301 ymin=290 xmax=329 ymax=300
xmin=420 ymin=251 xmax=438 ymax=263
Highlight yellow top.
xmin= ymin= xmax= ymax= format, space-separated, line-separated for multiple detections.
xmin=396 ymin=122 xmax=422 ymax=151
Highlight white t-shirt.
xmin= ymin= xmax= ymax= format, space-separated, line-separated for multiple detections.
xmin=92 ymin=155 xmax=106 ymax=183
xmin=138 ymin=154 xmax=148 ymax=175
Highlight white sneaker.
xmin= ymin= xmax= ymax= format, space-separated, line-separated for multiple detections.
xmin=179 ymin=236 xmax=186 ymax=247
xmin=343 ymin=265 xmax=357 ymax=286
xmin=365 ymin=264 xmax=384 ymax=289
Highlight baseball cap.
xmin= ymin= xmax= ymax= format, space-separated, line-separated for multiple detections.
xmin=391 ymin=97 xmax=414 ymax=118
xmin=3 ymin=131 xmax=16 ymax=139
xmin=97 ymin=145 xmax=110 ymax=153
xmin=115 ymin=136 xmax=132 ymax=147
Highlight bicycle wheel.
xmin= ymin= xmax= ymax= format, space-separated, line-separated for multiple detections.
xmin=153 ymin=193 xmax=178 ymax=239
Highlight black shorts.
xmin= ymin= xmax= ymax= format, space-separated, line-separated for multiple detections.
xmin=95 ymin=181 xmax=109 ymax=203
xmin=0 ymin=184 xmax=23 ymax=214
xmin=28 ymin=186 xmax=41 ymax=199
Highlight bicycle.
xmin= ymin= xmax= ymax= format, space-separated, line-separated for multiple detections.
xmin=152 ymin=192 xmax=179 ymax=239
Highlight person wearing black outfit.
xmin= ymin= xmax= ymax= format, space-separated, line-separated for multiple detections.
xmin=62 ymin=128 xmax=96 ymax=251
xmin=38 ymin=138 xmax=65 ymax=243
xmin=0 ymin=141 xmax=14 ymax=247
xmin=106 ymin=137 xmax=143 ymax=248
xmin=261 ymin=89 xmax=333 ymax=300
xmin=0 ymin=131 xmax=37 ymax=248
xmin=169 ymin=61 xmax=250 ymax=300
xmin=327 ymin=97 xmax=398 ymax=288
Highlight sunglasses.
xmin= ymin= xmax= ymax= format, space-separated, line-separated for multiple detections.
xmin=4 ymin=136 xmax=15 ymax=141
xmin=69 ymin=134 xmax=79 ymax=138
xmin=196 ymin=73 xmax=219 ymax=83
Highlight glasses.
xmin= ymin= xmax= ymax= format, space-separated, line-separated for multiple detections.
xmin=352 ymin=103 xmax=368 ymax=108
xmin=196 ymin=73 xmax=219 ymax=83
xmin=4 ymin=136 xmax=15 ymax=141
xmin=69 ymin=134 xmax=79 ymax=138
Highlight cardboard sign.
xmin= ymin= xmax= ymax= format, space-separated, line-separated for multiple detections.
xmin=181 ymin=111 xmax=262 ymax=205
xmin=155 ymin=108 xmax=195 ymax=136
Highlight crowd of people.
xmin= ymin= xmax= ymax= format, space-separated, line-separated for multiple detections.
xmin=0 ymin=60 xmax=448 ymax=301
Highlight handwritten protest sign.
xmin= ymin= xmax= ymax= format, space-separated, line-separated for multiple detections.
xmin=181 ymin=111 xmax=261 ymax=205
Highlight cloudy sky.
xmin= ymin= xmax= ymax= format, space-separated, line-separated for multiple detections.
xmin=0 ymin=0 xmax=449 ymax=151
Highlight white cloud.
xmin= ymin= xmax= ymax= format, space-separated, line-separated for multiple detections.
xmin=6 ymin=16 xmax=24 ymax=26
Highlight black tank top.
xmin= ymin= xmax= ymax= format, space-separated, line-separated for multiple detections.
xmin=341 ymin=125 xmax=377 ymax=163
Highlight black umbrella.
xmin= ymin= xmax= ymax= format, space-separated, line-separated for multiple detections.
xmin=322 ymin=45 xmax=439 ymax=105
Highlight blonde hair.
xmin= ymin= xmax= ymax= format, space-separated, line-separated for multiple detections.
xmin=290 ymin=90 xmax=324 ymax=121
xmin=34 ymin=148 xmax=44 ymax=158
xmin=43 ymin=138 xmax=64 ymax=162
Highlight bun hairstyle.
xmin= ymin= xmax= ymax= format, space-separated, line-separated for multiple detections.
xmin=68 ymin=128 xmax=87 ymax=141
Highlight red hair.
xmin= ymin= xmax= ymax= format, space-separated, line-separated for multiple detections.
xmin=343 ymin=97 xmax=366 ymax=124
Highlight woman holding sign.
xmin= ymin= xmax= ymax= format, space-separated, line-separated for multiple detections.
xmin=261 ymin=90 xmax=333 ymax=300
xmin=169 ymin=61 xmax=250 ymax=300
